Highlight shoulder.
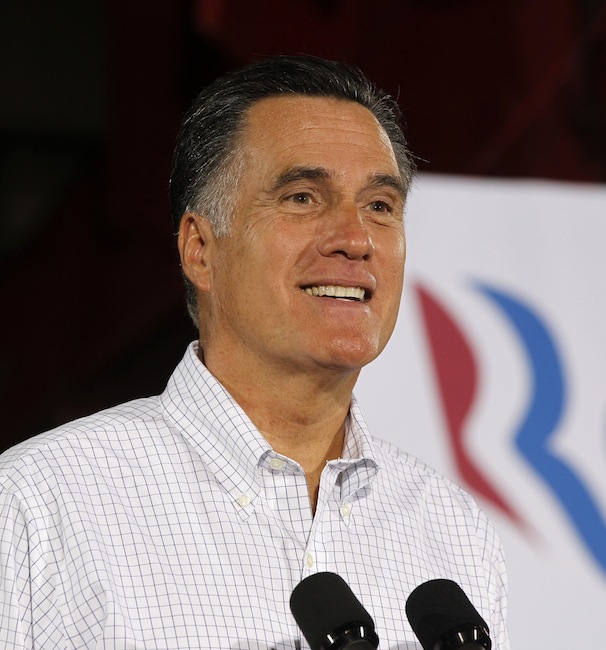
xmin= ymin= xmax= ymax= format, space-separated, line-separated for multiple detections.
xmin=0 ymin=396 xmax=165 ymax=484
xmin=369 ymin=435 xmax=493 ymax=527
xmin=367 ymin=434 xmax=507 ymax=580
xmin=370 ymin=435 xmax=462 ymax=490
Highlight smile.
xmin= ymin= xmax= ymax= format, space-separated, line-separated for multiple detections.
xmin=302 ymin=285 xmax=367 ymax=302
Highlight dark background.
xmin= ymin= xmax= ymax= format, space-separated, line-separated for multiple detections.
xmin=2 ymin=0 xmax=605 ymax=451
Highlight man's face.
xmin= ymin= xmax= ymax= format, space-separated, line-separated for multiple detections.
xmin=203 ymin=95 xmax=406 ymax=379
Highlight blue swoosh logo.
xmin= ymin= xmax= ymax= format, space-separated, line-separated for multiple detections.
xmin=477 ymin=283 xmax=606 ymax=573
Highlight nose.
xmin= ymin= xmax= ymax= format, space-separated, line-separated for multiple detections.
xmin=316 ymin=203 xmax=375 ymax=260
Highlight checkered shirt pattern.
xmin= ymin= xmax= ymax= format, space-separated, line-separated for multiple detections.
xmin=0 ymin=343 xmax=508 ymax=649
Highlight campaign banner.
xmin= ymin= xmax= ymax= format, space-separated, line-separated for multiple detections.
xmin=356 ymin=174 xmax=606 ymax=650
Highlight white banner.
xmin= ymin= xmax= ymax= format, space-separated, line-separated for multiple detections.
xmin=356 ymin=174 xmax=606 ymax=649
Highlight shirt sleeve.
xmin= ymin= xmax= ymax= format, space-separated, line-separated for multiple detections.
xmin=0 ymin=487 xmax=33 ymax=649
xmin=0 ymin=474 xmax=65 ymax=650
xmin=479 ymin=507 xmax=510 ymax=650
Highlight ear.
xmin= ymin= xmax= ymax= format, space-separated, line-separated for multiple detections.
xmin=177 ymin=212 xmax=216 ymax=294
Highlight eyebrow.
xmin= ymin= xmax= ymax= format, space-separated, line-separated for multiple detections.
xmin=269 ymin=166 xmax=331 ymax=192
xmin=269 ymin=166 xmax=405 ymax=198
xmin=366 ymin=173 xmax=407 ymax=198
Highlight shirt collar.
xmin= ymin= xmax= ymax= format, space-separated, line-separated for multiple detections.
xmin=330 ymin=397 xmax=379 ymax=501
xmin=160 ymin=342 xmax=271 ymax=510
xmin=160 ymin=342 xmax=379 ymax=508
xmin=343 ymin=396 xmax=376 ymax=462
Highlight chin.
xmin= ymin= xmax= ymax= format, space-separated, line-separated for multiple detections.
xmin=316 ymin=336 xmax=383 ymax=372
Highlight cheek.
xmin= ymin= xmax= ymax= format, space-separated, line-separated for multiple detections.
xmin=394 ymin=226 xmax=407 ymax=259
xmin=228 ymin=240 xmax=290 ymax=301
xmin=209 ymin=241 xmax=254 ymax=309
xmin=381 ymin=233 xmax=406 ymax=281
xmin=263 ymin=228 xmax=314 ymax=283
xmin=393 ymin=230 xmax=407 ymax=275
xmin=379 ymin=241 xmax=406 ymax=327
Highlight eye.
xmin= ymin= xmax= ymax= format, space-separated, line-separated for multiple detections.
xmin=368 ymin=200 xmax=392 ymax=213
xmin=288 ymin=192 xmax=313 ymax=205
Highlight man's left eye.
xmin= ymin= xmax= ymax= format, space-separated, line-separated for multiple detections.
xmin=369 ymin=200 xmax=391 ymax=212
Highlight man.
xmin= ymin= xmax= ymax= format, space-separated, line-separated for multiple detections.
xmin=0 ymin=56 xmax=509 ymax=648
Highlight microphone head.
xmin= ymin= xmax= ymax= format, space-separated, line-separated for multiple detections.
xmin=290 ymin=572 xmax=378 ymax=650
xmin=405 ymin=579 xmax=491 ymax=650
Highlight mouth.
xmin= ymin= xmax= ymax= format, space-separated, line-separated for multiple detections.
xmin=301 ymin=285 xmax=368 ymax=302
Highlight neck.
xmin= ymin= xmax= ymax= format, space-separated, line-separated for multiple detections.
xmin=201 ymin=344 xmax=359 ymax=511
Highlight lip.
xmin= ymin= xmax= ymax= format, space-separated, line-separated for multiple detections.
xmin=299 ymin=272 xmax=377 ymax=293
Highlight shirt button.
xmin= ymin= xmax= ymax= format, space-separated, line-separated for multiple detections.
xmin=340 ymin=502 xmax=352 ymax=517
xmin=269 ymin=458 xmax=285 ymax=471
xmin=236 ymin=495 xmax=252 ymax=507
xmin=305 ymin=553 xmax=315 ymax=569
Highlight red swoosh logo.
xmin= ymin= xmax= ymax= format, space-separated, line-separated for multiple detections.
xmin=415 ymin=282 xmax=526 ymax=530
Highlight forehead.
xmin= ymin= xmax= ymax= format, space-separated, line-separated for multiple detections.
xmin=239 ymin=95 xmax=399 ymax=178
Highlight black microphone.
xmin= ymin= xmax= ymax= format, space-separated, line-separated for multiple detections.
xmin=290 ymin=572 xmax=379 ymax=650
xmin=405 ymin=579 xmax=492 ymax=650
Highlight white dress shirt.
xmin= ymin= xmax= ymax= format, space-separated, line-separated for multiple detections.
xmin=0 ymin=343 xmax=508 ymax=649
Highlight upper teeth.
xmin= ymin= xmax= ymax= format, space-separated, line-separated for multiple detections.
xmin=304 ymin=285 xmax=366 ymax=301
